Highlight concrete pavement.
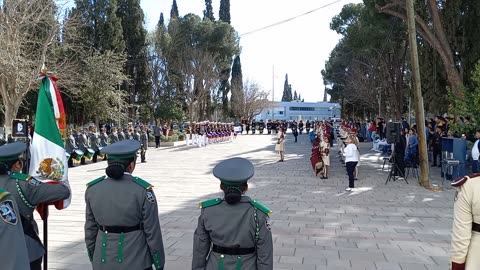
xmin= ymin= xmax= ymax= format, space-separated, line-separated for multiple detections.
xmin=37 ymin=132 xmax=455 ymax=270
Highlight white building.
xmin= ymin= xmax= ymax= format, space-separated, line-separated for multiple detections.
xmin=254 ymin=101 xmax=341 ymax=121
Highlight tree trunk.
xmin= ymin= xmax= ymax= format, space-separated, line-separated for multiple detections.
xmin=376 ymin=2 xmax=464 ymax=98
xmin=4 ymin=97 xmax=21 ymax=137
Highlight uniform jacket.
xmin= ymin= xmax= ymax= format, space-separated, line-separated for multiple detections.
xmin=132 ymin=132 xmax=140 ymax=142
xmin=140 ymin=132 xmax=148 ymax=148
xmin=99 ymin=132 xmax=108 ymax=147
xmin=192 ymin=196 xmax=273 ymax=270
xmin=77 ymin=133 xmax=89 ymax=152
xmin=451 ymin=175 xmax=480 ymax=270
xmin=89 ymin=133 xmax=100 ymax=152
xmin=118 ymin=131 xmax=125 ymax=141
xmin=0 ymin=173 xmax=70 ymax=262
xmin=0 ymin=188 xmax=30 ymax=270
xmin=109 ymin=132 xmax=119 ymax=144
xmin=65 ymin=135 xmax=78 ymax=153
xmin=85 ymin=174 xmax=165 ymax=270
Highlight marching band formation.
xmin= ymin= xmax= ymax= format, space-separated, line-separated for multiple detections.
xmin=184 ymin=122 xmax=236 ymax=147
xmin=65 ymin=125 xmax=149 ymax=167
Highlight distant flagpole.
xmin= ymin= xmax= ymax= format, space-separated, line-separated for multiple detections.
xmin=272 ymin=65 xmax=275 ymax=120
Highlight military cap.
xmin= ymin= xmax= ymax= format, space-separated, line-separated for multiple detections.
xmin=101 ymin=140 xmax=140 ymax=159
xmin=213 ymin=157 xmax=254 ymax=185
xmin=0 ymin=142 xmax=26 ymax=161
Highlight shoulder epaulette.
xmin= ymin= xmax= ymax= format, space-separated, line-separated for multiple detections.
xmin=249 ymin=198 xmax=272 ymax=216
xmin=9 ymin=172 xmax=31 ymax=181
xmin=452 ymin=173 xmax=480 ymax=187
xmin=86 ymin=176 xmax=106 ymax=188
xmin=199 ymin=198 xmax=222 ymax=209
xmin=0 ymin=188 xmax=10 ymax=201
xmin=132 ymin=177 xmax=153 ymax=190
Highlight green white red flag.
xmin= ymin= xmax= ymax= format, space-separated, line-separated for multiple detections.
xmin=29 ymin=74 xmax=71 ymax=211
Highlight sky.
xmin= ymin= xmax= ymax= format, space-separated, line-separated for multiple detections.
xmin=139 ymin=0 xmax=362 ymax=103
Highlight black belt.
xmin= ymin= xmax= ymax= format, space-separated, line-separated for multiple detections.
xmin=212 ymin=244 xmax=255 ymax=255
xmin=474 ymin=222 xmax=480 ymax=233
xmin=98 ymin=224 xmax=143 ymax=233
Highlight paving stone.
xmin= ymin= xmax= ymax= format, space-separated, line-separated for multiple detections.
xmin=35 ymin=133 xmax=454 ymax=269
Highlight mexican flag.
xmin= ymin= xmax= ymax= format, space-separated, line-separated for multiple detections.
xmin=29 ymin=74 xmax=71 ymax=211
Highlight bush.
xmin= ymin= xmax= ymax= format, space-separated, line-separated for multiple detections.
xmin=160 ymin=135 xmax=167 ymax=142
xmin=178 ymin=133 xmax=185 ymax=141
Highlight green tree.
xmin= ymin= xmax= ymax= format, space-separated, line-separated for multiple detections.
xmin=281 ymin=74 xmax=291 ymax=101
xmin=149 ymin=12 xmax=184 ymax=123
xmin=230 ymin=55 xmax=244 ymax=118
xmin=219 ymin=0 xmax=230 ymax=24
xmin=72 ymin=0 xmax=125 ymax=52
xmin=117 ymin=0 xmax=151 ymax=122
xmin=170 ymin=0 xmax=179 ymax=19
xmin=203 ymin=0 xmax=215 ymax=21
xmin=293 ymin=90 xmax=298 ymax=101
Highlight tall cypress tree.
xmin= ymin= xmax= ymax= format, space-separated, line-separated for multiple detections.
xmin=158 ymin=12 xmax=164 ymax=27
xmin=170 ymin=0 xmax=179 ymax=19
xmin=281 ymin=74 xmax=291 ymax=101
xmin=203 ymin=0 xmax=215 ymax=21
xmin=230 ymin=55 xmax=244 ymax=118
xmin=219 ymin=0 xmax=230 ymax=24
xmin=288 ymin=84 xmax=293 ymax=101
xmin=117 ymin=0 xmax=150 ymax=121
xmin=73 ymin=0 xmax=125 ymax=52
xmin=293 ymin=90 xmax=298 ymax=101
xmin=218 ymin=0 xmax=232 ymax=118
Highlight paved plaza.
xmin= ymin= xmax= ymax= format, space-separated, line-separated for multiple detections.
xmin=38 ymin=133 xmax=456 ymax=270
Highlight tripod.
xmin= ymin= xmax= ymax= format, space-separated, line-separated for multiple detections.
xmin=385 ymin=150 xmax=409 ymax=184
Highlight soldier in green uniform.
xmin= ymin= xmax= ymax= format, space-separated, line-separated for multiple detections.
xmin=89 ymin=126 xmax=101 ymax=163
xmin=192 ymin=157 xmax=273 ymax=270
xmin=118 ymin=128 xmax=125 ymax=141
xmin=0 ymin=142 xmax=71 ymax=270
xmin=85 ymin=140 xmax=165 ymax=270
xmin=0 ymin=188 xmax=30 ymax=270
xmin=109 ymin=127 xmax=119 ymax=144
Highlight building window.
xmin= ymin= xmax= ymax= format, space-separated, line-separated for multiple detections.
xmin=278 ymin=111 xmax=284 ymax=115
xmin=289 ymin=107 xmax=314 ymax=111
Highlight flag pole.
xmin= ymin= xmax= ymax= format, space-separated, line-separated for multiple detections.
xmin=43 ymin=206 xmax=48 ymax=270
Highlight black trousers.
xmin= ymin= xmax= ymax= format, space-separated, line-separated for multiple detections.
xmin=155 ymin=136 xmax=160 ymax=148
xmin=432 ymin=148 xmax=441 ymax=165
xmin=346 ymin=161 xmax=358 ymax=188
xmin=30 ymin=257 xmax=42 ymax=270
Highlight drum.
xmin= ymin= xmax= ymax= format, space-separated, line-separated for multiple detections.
xmin=85 ymin=148 xmax=95 ymax=160
xmin=73 ymin=149 xmax=84 ymax=162
xmin=97 ymin=147 xmax=105 ymax=159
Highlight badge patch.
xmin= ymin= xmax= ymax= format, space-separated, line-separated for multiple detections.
xmin=0 ymin=200 xmax=17 ymax=225
xmin=146 ymin=190 xmax=155 ymax=203
xmin=28 ymin=178 xmax=42 ymax=186
xmin=265 ymin=217 xmax=271 ymax=231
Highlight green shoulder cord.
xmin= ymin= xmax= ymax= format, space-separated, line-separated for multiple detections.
xmin=253 ymin=207 xmax=259 ymax=243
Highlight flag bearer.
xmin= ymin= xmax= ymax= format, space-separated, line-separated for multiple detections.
xmin=0 ymin=142 xmax=70 ymax=270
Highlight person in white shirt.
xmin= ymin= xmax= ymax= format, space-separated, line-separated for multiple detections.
xmin=343 ymin=135 xmax=359 ymax=191
xmin=471 ymin=130 xmax=480 ymax=173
